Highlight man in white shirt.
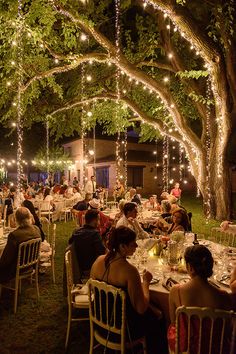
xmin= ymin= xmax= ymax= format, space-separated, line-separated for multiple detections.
xmin=116 ymin=202 xmax=149 ymax=239
xmin=85 ymin=176 xmax=96 ymax=197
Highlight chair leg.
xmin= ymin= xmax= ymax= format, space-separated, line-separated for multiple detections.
xmin=65 ymin=305 xmax=72 ymax=349
xmin=19 ymin=279 xmax=22 ymax=294
xmin=89 ymin=331 xmax=94 ymax=354
xmin=52 ymin=257 xmax=55 ymax=284
xmin=14 ymin=278 xmax=19 ymax=314
xmin=35 ymin=264 xmax=40 ymax=300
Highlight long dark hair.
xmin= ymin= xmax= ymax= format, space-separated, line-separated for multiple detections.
xmin=172 ymin=208 xmax=190 ymax=231
xmin=184 ymin=245 xmax=213 ymax=279
xmin=105 ymin=226 xmax=136 ymax=266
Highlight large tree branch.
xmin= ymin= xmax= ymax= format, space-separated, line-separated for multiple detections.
xmin=51 ymin=1 xmax=202 ymax=153
xmin=137 ymin=60 xmax=176 ymax=73
xmin=21 ymin=52 xmax=108 ymax=93
xmin=148 ymin=0 xmax=220 ymax=63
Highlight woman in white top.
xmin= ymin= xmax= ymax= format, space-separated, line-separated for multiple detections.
xmin=42 ymin=188 xmax=54 ymax=210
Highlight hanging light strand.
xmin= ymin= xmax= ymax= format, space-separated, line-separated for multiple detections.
xmin=123 ymin=130 xmax=128 ymax=191
xmin=80 ymin=63 xmax=86 ymax=189
xmin=115 ymin=0 xmax=121 ymax=181
xmin=205 ymin=78 xmax=212 ymax=221
xmin=16 ymin=0 xmax=24 ymax=195
xmin=46 ymin=117 xmax=50 ymax=177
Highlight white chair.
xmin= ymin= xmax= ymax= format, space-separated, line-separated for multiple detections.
xmin=210 ymin=227 xmax=236 ymax=247
xmin=0 ymin=238 xmax=41 ymax=313
xmin=40 ymin=223 xmax=56 ymax=283
xmin=65 ymin=250 xmax=89 ymax=349
xmin=38 ymin=201 xmax=53 ymax=222
xmin=60 ymin=199 xmax=73 ymax=222
xmin=87 ymin=279 xmax=147 ymax=354
xmin=174 ymin=306 xmax=236 ymax=354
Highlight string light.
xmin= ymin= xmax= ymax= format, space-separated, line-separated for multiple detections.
xmin=16 ymin=0 xmax=24 ymax=196
xmin=46 ymin=117 xmax=50 ymax=177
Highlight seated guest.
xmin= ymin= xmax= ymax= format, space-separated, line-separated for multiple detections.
xmin=72 ymin=193 xmax=92 ymax=213
xmin=160 ymin=191 xmax=170 ymax=201
xmin=113 ymin=180 xmax=125 ymax=202
xmin=168 ymin=245 xmax=233 ymax=353
xmin=114 ymin=199 xmax=126 ymax=225
xmin=22 ymin=200 xmax=45 ymax=241
xmin=0 ymin=207 xmax=41 ymax=283
xmin=116 ymin=202 xmax=149 ymax=239
xmin=91 ymin=226 xmax=168 ymax=354
xmin=72 ymin=186 xmax=82 ymax=202
xmin=129 ymin=188 xmax=141 ymax=205
xmin=160 ymin=200 xmax=172 ymax=219
xmin=88 ymin=198 xmax=112 ymax=236
xmin=68 ymin=210 xmax=105 ymax=278
xmin=144 ymin=195 xmax=160 ymax=210
xmin=42 ymin=188 xmax=54 ymax=210
xmin=155 ymin=208 xmax=189 ymax=234
xmin=168 ymin=195 xmax=179 ymax=212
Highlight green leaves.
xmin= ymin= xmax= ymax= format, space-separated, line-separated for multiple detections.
xmin=176 ymin=70 xmax=209 ymax=79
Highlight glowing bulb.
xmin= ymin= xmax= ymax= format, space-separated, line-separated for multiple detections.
xmin=190 ymin=45 xmax=194 ymax=50
xmin=80 ymin=33 xmax=87 ymax=41
xmin=11 ymin=61 xmax=15 ymax=65
xmin=12 ymin=41 xmax=17 ymax=46
xmin=27 ymin=32 xmax=31 ymax=37
xmin=170 ymin=104 xmax=174 ymax=108
xmin=87 ymin=111 xmax=92 ymax=117
xmin=164 ymin=13 xmax=168 ymax=18
xmin=143 ymin=2 xmax=147 ymax=8
xmin=6 ymin=81 xmax=11 ymax=86
xmin=89 ymin=150 xmax=94 ymax=155
xmin=54 ymin=59 xmax=59 ymax=64
xmin=108 ymin=62 xmax=111 ymax=66
xmin=168 ymin=53 xmax=173 ymax=59
xmin=156 ymin=163 xmax=160 ymax=167
xmin=164 ymin=154 xmax=168 ymax=158
xmin=153 ymin=151 xmax=157 ymax=155
xmin=123 ymin=89 xmax=127 ymax=94
xmin=166 ymin=25 xmax=170 ymax=30
xmin=169 ymin=129 xmax=173 ymax=133
xmin=86 ymin=75 xmax=92 ymax=81
xmin=154 ymin=176 xmax=157 ymax=179
xmin=12 ymin=103 xmax=17 ymax=107
xmin=128 ymin=77 xmax=132 ymax=82
xmin=174 ymin=27 xmax=177 ymax=32
xmin=163 ymin=77 xmax=169 ymax=82
xmin=89 ymin=60 xmax=93 ymax=64
xmin=183 ymin=180 xmax=188 ymax=184
xmin=40 ymin=43 xmax=44 ymax=48
xmin=143 ymin=86 xmax=147 ymax=90
xmin=172 ymin=167 xmax=176 ymax=171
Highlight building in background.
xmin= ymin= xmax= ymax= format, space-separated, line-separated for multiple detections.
xmin=63 ymin=137 xmax=195 ymax=196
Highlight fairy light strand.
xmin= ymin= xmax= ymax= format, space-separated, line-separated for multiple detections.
xmin=16 ymin=0 xmax=24 ymax=195
xmin=115 ymin=0 xmax=122 ymax=181
xmin=46 ymin=117 xmax=50 ymax=177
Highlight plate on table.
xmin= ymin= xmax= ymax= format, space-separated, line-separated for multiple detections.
xmin=215 ymin=274 xmax=231 ymax=287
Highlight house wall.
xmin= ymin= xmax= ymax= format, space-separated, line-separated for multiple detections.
xmin=63 ymin=138 xmax=196 ymax=196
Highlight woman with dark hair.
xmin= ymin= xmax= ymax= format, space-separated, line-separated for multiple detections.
xmin=22 ymin=200 xmax=45 ymax=241
xmin=90 ymin=226 xmax=168 ymax=354
xmin=168 ymin=245 xmax=232 ymax=352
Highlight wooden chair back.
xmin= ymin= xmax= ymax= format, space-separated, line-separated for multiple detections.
xmin=175 ymin=306 xmax=236 ymax=354
xmin=88 ymin=279 xmax=126 ymax=351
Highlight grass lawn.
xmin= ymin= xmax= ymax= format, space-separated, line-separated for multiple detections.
xmin=0 ymin=195 xmax=227 ymax=353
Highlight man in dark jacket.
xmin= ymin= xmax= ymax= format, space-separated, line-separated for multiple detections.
xmin=72 ymin=193 xmax=92 ymax=213
xmin=0 ymin=207 xmax=41 ymax=283
xmin=68 ymin=209 xmax=105 ymax=278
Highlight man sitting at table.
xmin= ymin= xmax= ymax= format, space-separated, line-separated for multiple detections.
xmin=72 ymin=193 xmax=92 ymax=213
xmin=68 ymin=209 xmax=105 ymax=279
xmin=129 ymin=188 xmax=141 ymax=205
xmin=0 ymin=207 xmax=41 ymax=283
xmin=116 ymin=202 xmax=149 ymax=239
